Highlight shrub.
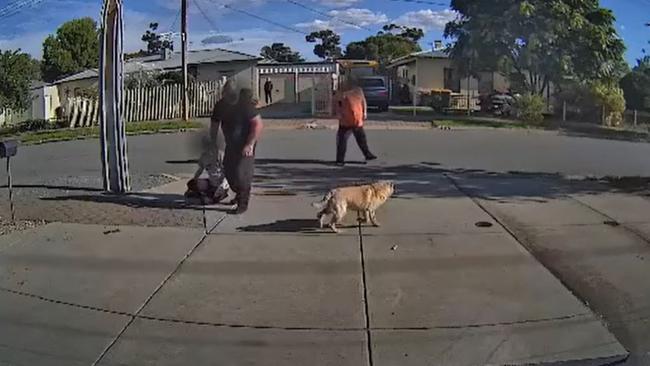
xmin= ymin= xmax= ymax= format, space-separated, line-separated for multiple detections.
xmin=620 ymin=57 xmax=650 ymax=112
xmin=514 ymin=93 xmax=545 ymax=124
xmin=591 ymin=82 xmax=626 ymax=127
xmin=20 ymin=119 xmax=51 ymax=132
xmin=0 ymin=119 xmax=52 ymax=138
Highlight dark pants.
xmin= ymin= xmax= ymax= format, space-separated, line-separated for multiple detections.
xmin=336 ymin=126 xmax=373 ymax=163
xmin=265 ymin=91 xmax=272 ymax=104
xmin=223 ymin=152 xmax=255 ymax=208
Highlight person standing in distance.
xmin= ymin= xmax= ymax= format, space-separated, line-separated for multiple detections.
xmin=263 ymin=78 xmax=274 ymax=105
xmin=211 ymin=81 xmax=264 ymax=214
xmin=335 ymin=79 xmax=377 ymax=166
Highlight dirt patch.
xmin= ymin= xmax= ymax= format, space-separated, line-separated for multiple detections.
xmin=0 ymin=218 xmax=46 ymax=236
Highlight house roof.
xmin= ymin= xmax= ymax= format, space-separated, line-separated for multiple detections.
xmin=29 ymin=80 xmax=50 ymax=90
xmin=387 ymin=49 xmax=449 ymax=69
xmin=258 ymin=59 xmax=336 ymax=66
xmin=54 ymin=69 xmax=100 ymax=84
xmin=54 ymin=48 xmax=260 ymax=84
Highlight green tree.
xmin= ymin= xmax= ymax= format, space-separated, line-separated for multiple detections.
xmin=381 ymin=24 xmax=424 ymax=43
xmin=343 ymin=41 xmax=373 ymax=60
xmin=592 ymin=80 xmax=626 ymax=126
xmin=141 ymin=22 xmax=174 ymax=55
xmin=343 ymin=24 xmax=423 ymax=67
xmin=41 ymin=17 xmax=99 ymax=82
xmin=0 ymin=49 xmax=41 ymax=111
xmin=444 ymin=0 xmax=626 ymax=95
xmin=620 ymin=56 xmax=650 ymax=111
xmin=125 ymin=22 xmax=174 ymax=60
xmin=260 ymin=43 xmax=304 ymax=63
xmin=305 ymin=29 xmax=342 ymax=60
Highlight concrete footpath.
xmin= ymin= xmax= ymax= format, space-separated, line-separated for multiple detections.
xmin=0 ymin=169 xmax=637 ymax=366
xmin=451 ymin=173 xmax=650 ymax=365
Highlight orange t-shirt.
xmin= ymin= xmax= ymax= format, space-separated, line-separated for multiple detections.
xmin=338 ymin=88 xmax=366 ymax=128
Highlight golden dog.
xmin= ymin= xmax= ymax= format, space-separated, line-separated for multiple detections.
xmin=312 ymin=181 xmax=394 ymax=233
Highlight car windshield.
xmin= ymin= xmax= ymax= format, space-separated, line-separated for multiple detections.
xmin=359 ymin=79 xmax=385 ymax=88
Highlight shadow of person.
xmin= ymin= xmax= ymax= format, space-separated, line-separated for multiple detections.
xmin=238 ymin=219 xmax=357 ymax=233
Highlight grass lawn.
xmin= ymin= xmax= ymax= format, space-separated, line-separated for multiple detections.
xmin=432 ymin=118 xmax=539 ymax=130
xmin=0 ymin=120 xmax=204 ymax=145
xmin=389 ymin=105 xmax=436 ymax=115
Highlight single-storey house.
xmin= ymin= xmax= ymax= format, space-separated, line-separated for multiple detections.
xmin=53 ymin=48 xmax=261 ymax=114
xmin=256 ymin=60 xmax=338 ymax=107
xmin=387 ymin=49 xmax=554 ymax=110
xmin=388 ymin=50 xmax=485 ymax=107
xmin=29 ymin=81 xmax=60 ymax=121
xmin=0 ymin=81 xmax=60 ymax=125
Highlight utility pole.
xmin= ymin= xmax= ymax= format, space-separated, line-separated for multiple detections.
xmin=181 ymin=0 xmax=189 ymax=121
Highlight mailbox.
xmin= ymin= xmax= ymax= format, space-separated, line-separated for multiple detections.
xmin=0 ymin=140 xmax=18 ymax=158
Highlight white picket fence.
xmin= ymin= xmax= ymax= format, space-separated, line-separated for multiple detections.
xmin=66 ymin=80 xmax=223 ymax=128
xmin=0 ymin=108 xmax=31 ymax=127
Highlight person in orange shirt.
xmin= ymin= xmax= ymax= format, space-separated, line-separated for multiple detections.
xmin=336 ymin=80 xmax=377 ymax=166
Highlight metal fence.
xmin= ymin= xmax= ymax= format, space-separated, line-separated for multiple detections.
xmin=556 ymin=101 xmax=650 ymax=129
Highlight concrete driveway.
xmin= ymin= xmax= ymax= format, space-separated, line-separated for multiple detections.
xmin=2 ymin=127 xmax=650 ymax=365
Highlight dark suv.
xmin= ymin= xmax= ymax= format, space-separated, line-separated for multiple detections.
xmin=358 ymin=76 xmax=390 ymax=112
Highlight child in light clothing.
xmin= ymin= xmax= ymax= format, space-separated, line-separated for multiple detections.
xmin=186 ymin=135 xmax=230 ymax=204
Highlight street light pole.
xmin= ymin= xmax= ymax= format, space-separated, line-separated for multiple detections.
xmin=181 ymin=0 xmax=189 ymax=121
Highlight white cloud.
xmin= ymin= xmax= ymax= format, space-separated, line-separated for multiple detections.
xmin=188 ymin=28 xmax=316 ymax=60
xmin=296 ymin=8 xmax=387 ymax=32
xmin=0 ymin=31 xmax=50 ymax=58
xmin=313 ymin=0 xmax=361 ymax=8
xmin=393 ymin=9 xmax=457 ymax=32
xmin=329 ymin=8 xmax=388 ymax=27
xmin=0 ymin=0 xmax=100 ymax=58
xmin=295 ymin=19 xmax=333 ymax=32
xmin=123 ymin=10 xmax=159 ymax=53
xmin=0 ymin=3 xmax=152 ymax=58
xmin=158 ymin=0 xmax=266 ymax=12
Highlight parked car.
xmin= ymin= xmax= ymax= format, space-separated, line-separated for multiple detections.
xmin=478 ymin=91 xmax=517 ymax=117
xmin=358 ymin=76 xmax=390 ymax=112
xmin=491 ymin=93 xmax=519 ymax=117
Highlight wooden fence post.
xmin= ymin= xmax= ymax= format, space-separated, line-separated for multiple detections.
xmin=69 ymin=98 xmax=78 ymax=128
xmin=138 ymin=87 xmax=144 ymax=122
xmin=116 ymin=81 xmax=223 ymax=123
xmin=93 ymin=99 xmax=100 ymax=125
xmin=156 ymin=86 xmax=163 ymax=121
xmin=163 ymin=84 xmax=170 ymax=120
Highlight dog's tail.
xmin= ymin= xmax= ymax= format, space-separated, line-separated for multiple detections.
xmin=311 ymin=190 xmax=333 ymax=210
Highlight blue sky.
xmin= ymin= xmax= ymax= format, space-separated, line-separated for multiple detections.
xmin=0 ymin=0 xmax=648 ymax=65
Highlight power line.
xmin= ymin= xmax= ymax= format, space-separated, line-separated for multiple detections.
xmin=192 ymin=0 xmax=219 ymax=32
xmin=286 ymin=0 xmax=373 ymax=32
xmin=0 ymin=0 xmax=43 ymax=21
xmin=168 ymin=7 xmax=182 ymax=33
xmin=221 ymin=3 xmax=307 ymax=35
xmin=388 ymin=0 xmax=448 ymax=6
